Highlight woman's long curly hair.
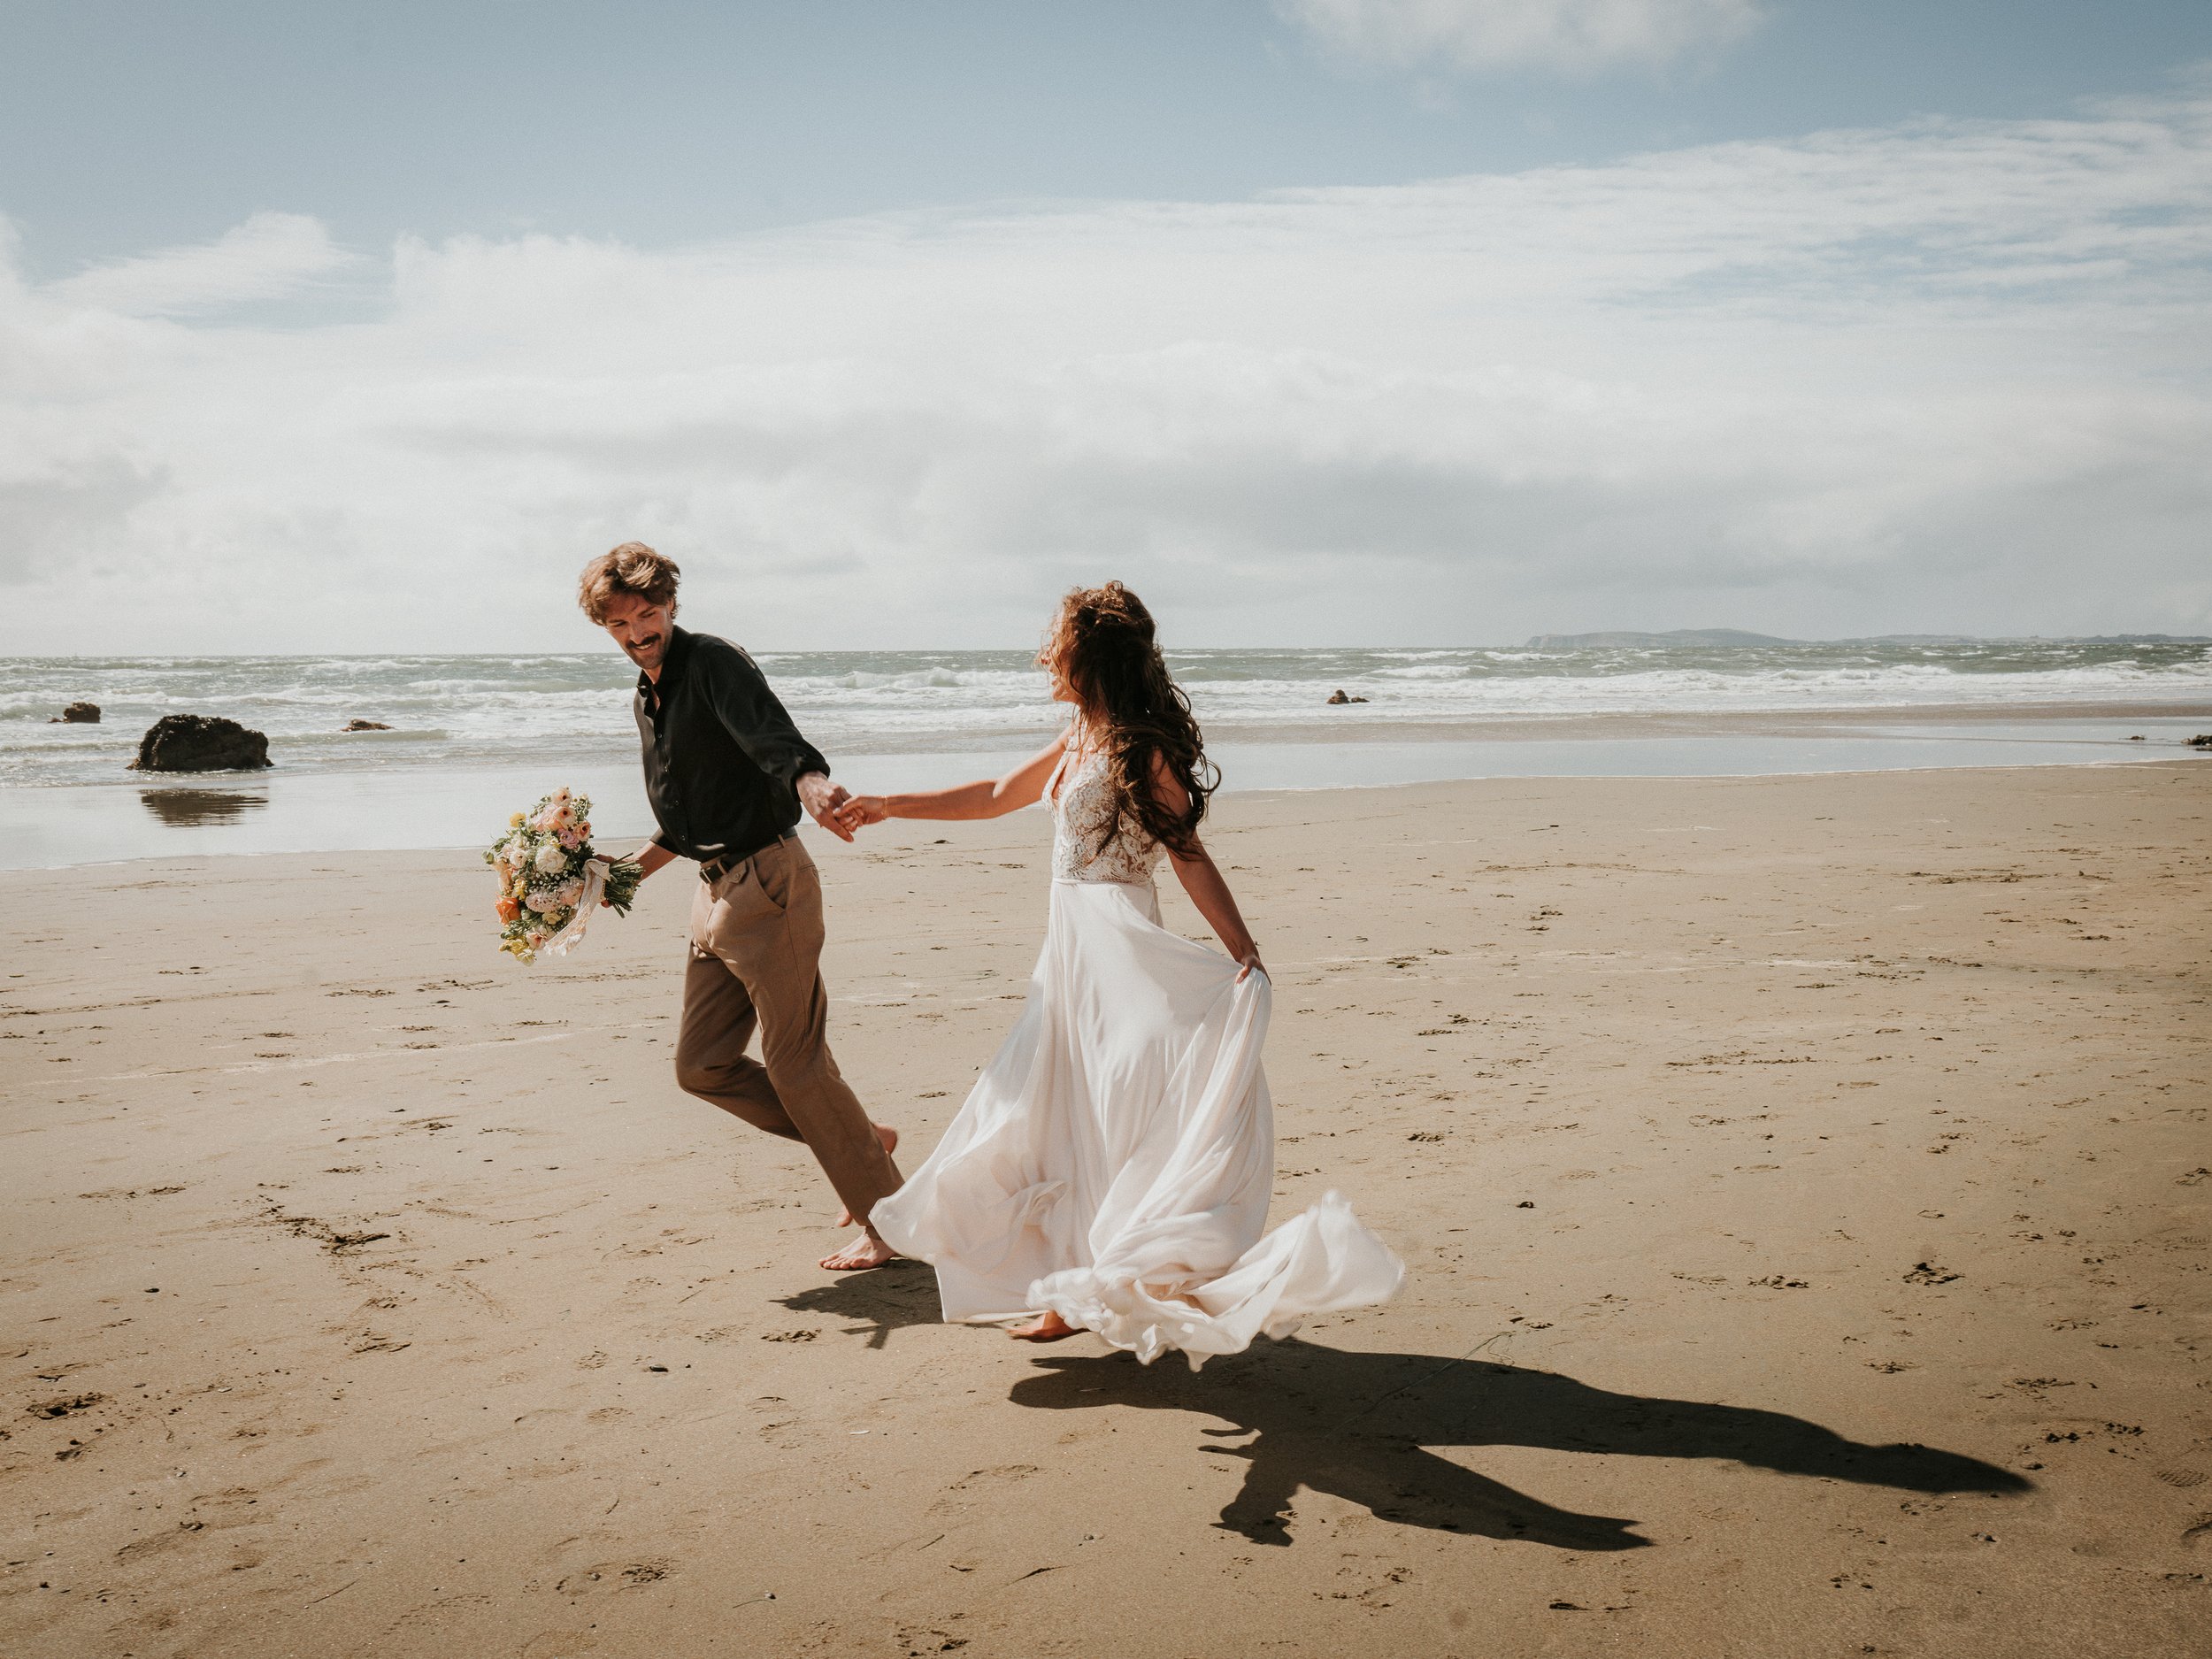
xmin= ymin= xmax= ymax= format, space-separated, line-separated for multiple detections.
xmin=1040 ymin=581 xmax=1217 ymax=857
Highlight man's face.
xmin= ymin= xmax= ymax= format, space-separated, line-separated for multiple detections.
xmin=601 ymin=593 xmax=676 ymax=676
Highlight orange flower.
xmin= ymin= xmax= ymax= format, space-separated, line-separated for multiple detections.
xmin=495 ymin=895 xmax=520 ymax=923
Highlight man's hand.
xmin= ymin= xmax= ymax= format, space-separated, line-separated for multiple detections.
xmin=604 ymin=840 xmax=676 ymax=903
xmin=796 ymin=772 xmax=855 ymax=843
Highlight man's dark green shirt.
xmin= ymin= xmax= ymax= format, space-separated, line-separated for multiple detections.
xmin=634 ymin=626 xmax=829 ymax=864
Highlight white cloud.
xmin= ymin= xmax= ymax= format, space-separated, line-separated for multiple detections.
xmin=1275 ymin=0 xmax=1768 ymax=74
xmin=3 ymin=93 xmax=2210 ymax=652
xmin=44 ymin=211 xmax=352 ymax=317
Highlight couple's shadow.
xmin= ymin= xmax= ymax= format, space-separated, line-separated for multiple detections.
xmin=784 ymin=1276 xmax=2028 ymax=1548
xmin=1010 ymin=1341 xmax=2029 ymax=1548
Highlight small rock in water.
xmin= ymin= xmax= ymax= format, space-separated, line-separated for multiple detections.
xmin=49 ymin=701 xmax=100 ymax=724
xmin=2190 ymin=733 xmax=2212 ymax=749
xmin=1325 ymin=688 xmax=1371 ymax=705
xmin=128 ymin=714 xmax=273 ymax=772
xmin=344 ymin=718 xmax=393 ymax=731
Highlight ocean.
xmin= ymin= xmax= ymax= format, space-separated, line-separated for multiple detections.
xmin=4 ymin=640 xmax=2208 ymax=867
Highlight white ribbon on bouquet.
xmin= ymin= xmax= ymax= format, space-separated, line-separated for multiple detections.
xmin=540 ymin=856 xmax=611 ymax=961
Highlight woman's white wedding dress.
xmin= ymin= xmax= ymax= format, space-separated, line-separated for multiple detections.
xmin=870 ymin=742 xmax=1404 ymax=1365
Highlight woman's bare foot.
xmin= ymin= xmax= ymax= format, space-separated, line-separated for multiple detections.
xmin=834 ymin=1124 xmax=902 ymax=1228
xmin=1007 ymin=1310 xmax=1079 ymax=1342
xmin=819 ymin=1230 xmax=901 ymax=1272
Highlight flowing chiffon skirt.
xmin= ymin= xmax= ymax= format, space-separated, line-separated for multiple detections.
xmin=870 ymin=877 xmax=1404 ymax=1365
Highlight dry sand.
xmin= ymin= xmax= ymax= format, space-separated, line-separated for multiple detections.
xmin=4 ymin=761 xmax=2208 ymax=1658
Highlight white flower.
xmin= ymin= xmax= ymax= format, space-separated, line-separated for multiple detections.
xmin=533 ymin=842 xmax=569 ymax=875
xmin=555 ymin=877 xmax=585 ymax=907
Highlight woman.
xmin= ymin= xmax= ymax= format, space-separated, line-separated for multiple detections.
xmin=845 ymin=583 xmax=1402 ymax=1363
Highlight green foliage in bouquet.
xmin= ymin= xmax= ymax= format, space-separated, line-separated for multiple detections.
xmin=484 ymin=788 xmax=643 ymax=964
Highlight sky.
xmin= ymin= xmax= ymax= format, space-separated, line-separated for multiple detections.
xmin=4 ymin=0 xmax=2211 ymax=652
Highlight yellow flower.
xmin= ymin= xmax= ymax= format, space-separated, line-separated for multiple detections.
xmin=510 ymin=812 xmax=525 ymax=826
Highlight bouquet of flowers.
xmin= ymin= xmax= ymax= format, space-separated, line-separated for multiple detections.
xmin=485 ymin=789 xmax=642 ymax=964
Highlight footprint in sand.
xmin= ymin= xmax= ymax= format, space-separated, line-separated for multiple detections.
xmin=928 ymin=1463 xmax=1041 ymax=1518
xmin=556 ymin=1560 xmax=678 ymax=1596
xmin=29 ymin=1393 xmax=104 ymax=1418
xmin=895 ymin=1625 xmax=971 ymax=1655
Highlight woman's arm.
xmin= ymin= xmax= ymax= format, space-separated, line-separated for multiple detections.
xmin=840 ymin=732 xmax=1069 ymax=827
xmin=1152 ymin=757 xmax=1265 ymax=981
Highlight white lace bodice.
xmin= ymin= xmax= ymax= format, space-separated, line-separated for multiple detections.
xmin=1050 ymin=741 xmax=1165 ymax=885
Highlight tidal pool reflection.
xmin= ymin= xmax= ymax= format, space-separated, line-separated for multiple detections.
xmin=138 ymin=787 xmax=271 ymax=827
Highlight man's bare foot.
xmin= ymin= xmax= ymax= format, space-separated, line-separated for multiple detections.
xmin=1008 ymin=1310 xmax=1079 ymax=1342
xmin=819 ymin=1231 xmax=901 ymax=1272
xmin=834 ymin=1124 xmax=902 ymax=1227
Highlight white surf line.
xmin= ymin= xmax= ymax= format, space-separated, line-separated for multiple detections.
xmin=84 ymin=1019 xmax=663 ymax=1084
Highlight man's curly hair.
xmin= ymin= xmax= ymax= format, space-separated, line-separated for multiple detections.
xmin=578 ymin=541 xmax=680 ymax=624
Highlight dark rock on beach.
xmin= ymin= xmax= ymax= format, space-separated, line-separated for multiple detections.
xmin=49 ymin=701 xmax=101 ymax=724
xmin=128 ymin=714 xmax=273 ymax=773
xmin=1325 ymin=688 xmax=1370 ymax=705
xmin=2190 ymin=733 xmax=2212 ymax=749
xmin=344 ymin=719 xmax=393 ymax=731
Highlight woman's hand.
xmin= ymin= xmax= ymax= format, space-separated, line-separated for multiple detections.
xmin=1235 ymin=944 xmax=1266 ymax=983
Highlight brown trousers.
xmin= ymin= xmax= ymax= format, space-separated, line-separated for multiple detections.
xmin=673 ymin=836 xmax=902 ymax=1226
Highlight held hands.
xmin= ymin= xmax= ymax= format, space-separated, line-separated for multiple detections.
xmin=833 ymin=795 xmax=890 ymax=837
xmin=796 ymin=772 xmax=856 ymax=843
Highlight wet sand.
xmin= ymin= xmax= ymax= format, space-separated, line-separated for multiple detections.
xmin=3 ymin=761 xmax=2208 ymax=1657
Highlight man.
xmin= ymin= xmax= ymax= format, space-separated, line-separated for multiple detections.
xmin=580 ymin=541 xmax=902 ymax=1271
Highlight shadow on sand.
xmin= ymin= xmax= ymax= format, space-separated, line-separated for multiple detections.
xmin=775 ymin=1262 xmax=941 ymax=1349
xmin=1004 ymin=1339 xmax=2031 ymax=1549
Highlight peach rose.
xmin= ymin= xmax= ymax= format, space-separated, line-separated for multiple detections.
xmin=495 ymin=895 xmax=520 ymax=923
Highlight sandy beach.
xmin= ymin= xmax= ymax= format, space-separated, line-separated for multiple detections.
xmin=4 ymin=760 xmax=2207 ymax=1658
